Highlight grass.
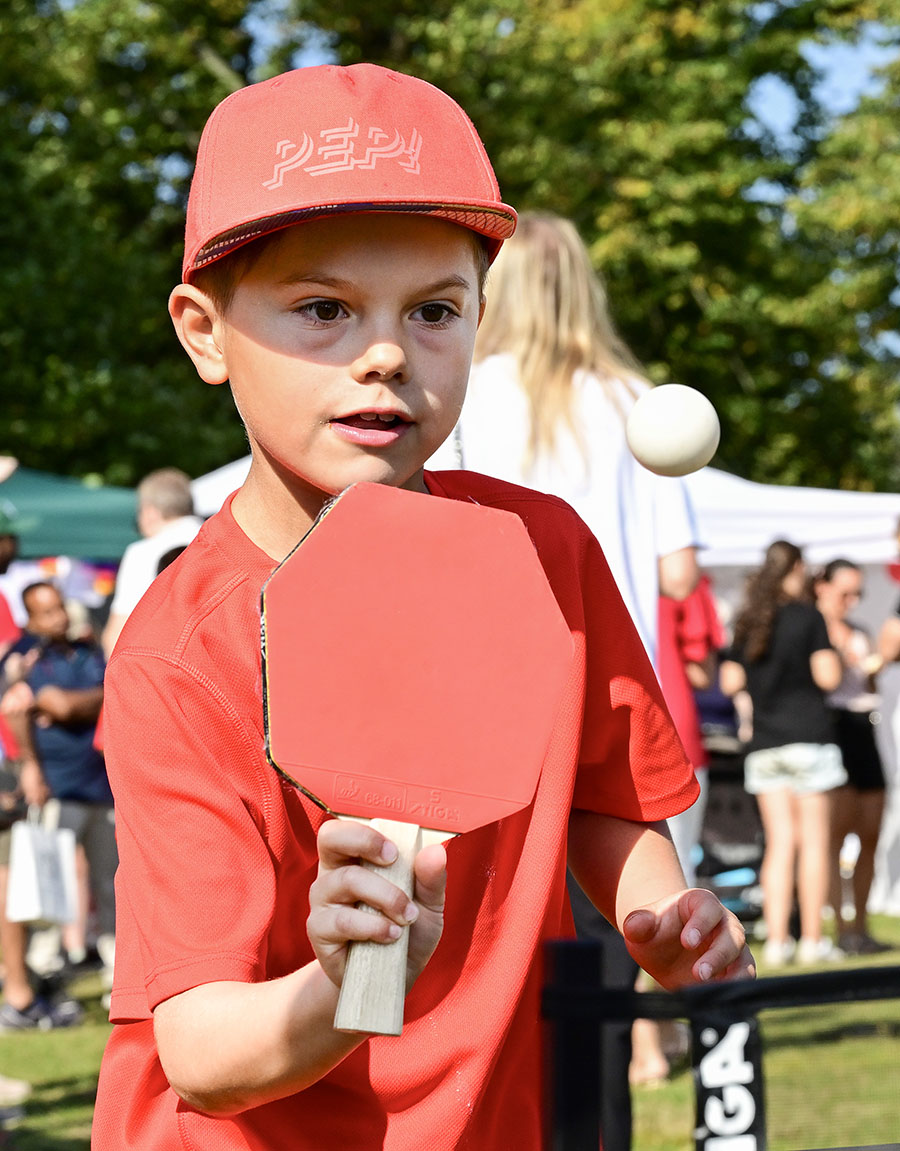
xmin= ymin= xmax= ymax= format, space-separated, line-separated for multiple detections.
xmin=0 ymin=972 xmax=110 ymax=1150
xmin=762 ymin=999 xmax=900 ymax=1149
xmin=633 ymin=913 xmax=900 ymax=1151
xmin=2 ymin=918 xmax=899 ymax=1148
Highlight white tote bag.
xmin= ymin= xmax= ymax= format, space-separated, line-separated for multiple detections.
xmin=6 ymin=804 xmax=78 ymax=925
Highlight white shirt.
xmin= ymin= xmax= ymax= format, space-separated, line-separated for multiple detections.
xmin=109 ymin=515 xmax=204 ymax=618
xmin=427 ymin=355 xmax=699 ymax=665
xmin=828 ymin=624 xmax=881 ymax=713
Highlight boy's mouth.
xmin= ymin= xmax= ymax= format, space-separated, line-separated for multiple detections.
xmin=334 ymin=412 xmax=406 ymax=431
xmin=330 ymin=410 xmax=413 ymax=447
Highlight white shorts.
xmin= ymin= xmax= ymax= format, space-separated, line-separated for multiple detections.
xmin=744 ymin=742 xmax=847 ymax=796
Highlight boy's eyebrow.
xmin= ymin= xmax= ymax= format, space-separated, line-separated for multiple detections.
xmin=276 ymin=272 xmax=475 ymax=295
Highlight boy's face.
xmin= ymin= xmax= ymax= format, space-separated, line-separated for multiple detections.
xmin=175 ymin=214 xmax=484 ymax=530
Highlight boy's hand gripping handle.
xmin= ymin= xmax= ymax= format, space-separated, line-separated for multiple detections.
xmin=334 ymin=819 xmax=421 ymax=1036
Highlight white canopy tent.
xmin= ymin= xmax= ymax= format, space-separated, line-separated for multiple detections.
xmin=191 ymin=458 xmax=900 ymax=912
xmin=683 ymin=466 xmax=900 ymax=567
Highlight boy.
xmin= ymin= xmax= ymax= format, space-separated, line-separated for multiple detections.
xmin=92 ymin=64 xmax=753 ymax=1149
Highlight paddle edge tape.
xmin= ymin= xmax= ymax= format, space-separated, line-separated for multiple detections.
xmin=260 ymin=488 xmax=355 ymax=813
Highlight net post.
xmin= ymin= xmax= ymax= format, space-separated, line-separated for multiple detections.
xmin=542 ymin=938 xmax=603 ymax=1151
xmin=691 ymin=1009 xmax=766 ymax=1151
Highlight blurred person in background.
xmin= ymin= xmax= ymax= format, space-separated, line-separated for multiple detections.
xmin=101 ymin=468 xmax=202 ymax=656
xmin=720 ymin=540 xmax=845 ymax=967
xmin=0 ymin=582 xmax=113 ymax=1005
xmin=815 ymin=559 xmax=890 ymax=955
xmin=0 ymin=742 xmax=39 ymax=1101
xmin=658 ymin=575 xmax=727 ymax=888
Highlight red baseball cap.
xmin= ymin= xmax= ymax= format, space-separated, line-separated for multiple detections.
xmin=182 ymin=63 xmax=517 ymax=281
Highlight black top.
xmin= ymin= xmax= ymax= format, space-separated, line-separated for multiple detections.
xmin=726 ymin=601 xmax=835 ymax=751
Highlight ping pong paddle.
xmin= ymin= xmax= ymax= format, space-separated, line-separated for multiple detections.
xmin=261 ymin=482 xmax=573 ymax=1035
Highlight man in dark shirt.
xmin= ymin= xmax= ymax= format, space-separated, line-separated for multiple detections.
xmin=0 ymin=582 xmax=115 ymax=1028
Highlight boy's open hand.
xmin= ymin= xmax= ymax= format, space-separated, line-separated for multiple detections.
xmin=308 ymin=819 xmax=447 ymax=992
xmin=622 ymin=888 xmax=756 ymax=990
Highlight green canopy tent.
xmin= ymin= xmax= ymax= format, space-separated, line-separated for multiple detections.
xmin=0 ymin=464 xmax=139 ymax=560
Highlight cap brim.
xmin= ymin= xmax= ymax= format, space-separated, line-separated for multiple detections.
xmin=185 ymin=200 xmax=516 ymax=280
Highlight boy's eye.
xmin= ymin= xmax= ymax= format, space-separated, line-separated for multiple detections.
xmin=297 ymin=300 xmax=344 ymax=322
xmin=416 ymin=303 xmax=455 ymax=324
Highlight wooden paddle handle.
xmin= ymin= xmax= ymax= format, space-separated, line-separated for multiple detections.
xmin=334 ymin=819 xmax=420 ymax=1036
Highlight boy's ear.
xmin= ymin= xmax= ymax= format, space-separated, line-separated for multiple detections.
xmin=168 ymin=284 xmax=229 ymax=385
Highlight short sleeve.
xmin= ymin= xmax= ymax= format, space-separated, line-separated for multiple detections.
xmin=104 ymin=651 xmax=280 ymax=1020
xmin=808 ymin=606 xmax=832 ymax=654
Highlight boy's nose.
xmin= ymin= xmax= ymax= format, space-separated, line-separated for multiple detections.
xmin=352 ymin=342 xmax=408 ymax=385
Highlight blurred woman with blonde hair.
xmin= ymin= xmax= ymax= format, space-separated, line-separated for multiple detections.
xmin=430 ymin=211 xmax=700 ymax=666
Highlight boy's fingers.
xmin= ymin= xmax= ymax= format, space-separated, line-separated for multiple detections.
xmin=706 ymin=946 xmax=757 ymax=983
xmin=309 ymin=844 xmax=449 ymax=982
xmin=678 ymin=892 xmax=754 ymax=981
xmin=621 ymin=907 xmax=658 ymax=944
xmin=314 ymin=862 xmax=418 ymax=926
xmin=677 ymin=890 xmax=729 ymax=949
xmin=327 ymin=905 xmax=406 ymax=945
xmin=693 ymin=938 xmax=757 ymax=983
xmin=412 ymin=842 xmax=448 ymax=913
xmin=317 ymin=817 xmax=400 ymax=869
xmin=679 ymin=889 xmax=752 ymax=954
xmin=622 ymin=890 xmax=704 ymax=945
xmin=307 ymin=903 xmax=405 ymax=979
xmin=623 ymin=890 xmax=755 ymax=985
xmin=310 ymin=825 xmax=447 ymax=990
xmin=690 ymin=920 xmax=755 ymax=982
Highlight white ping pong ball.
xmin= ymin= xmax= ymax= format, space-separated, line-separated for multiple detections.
xmin=625 ymin=384 xmax=720 ymax=477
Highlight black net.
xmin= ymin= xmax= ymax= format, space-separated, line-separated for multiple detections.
xmin=758 ymin=997 xmax=900 ymax=1150
xmin=543 ymin=943 xmax=900 ymax=1151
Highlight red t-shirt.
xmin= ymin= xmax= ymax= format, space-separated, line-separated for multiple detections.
xmin=93 ymin=471 xmax=696 ymax=1151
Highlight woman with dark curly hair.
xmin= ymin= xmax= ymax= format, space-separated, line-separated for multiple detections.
xmin=721 ymin=540 xmax=846 ymax=967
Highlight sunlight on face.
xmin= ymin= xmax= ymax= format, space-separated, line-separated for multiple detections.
xmin=215 ymin=214 xmax=483 ymax=529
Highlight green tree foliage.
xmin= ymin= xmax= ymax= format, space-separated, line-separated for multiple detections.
xmin=0 ymin=0 xmax=260 ymax=484
xmin=291 ymin=0 xmax=900 ymax=490
xmin=784 ymin=20 xmax=900 ymax=488
xmin=2 ymin=0 xmax=899 ymax=489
